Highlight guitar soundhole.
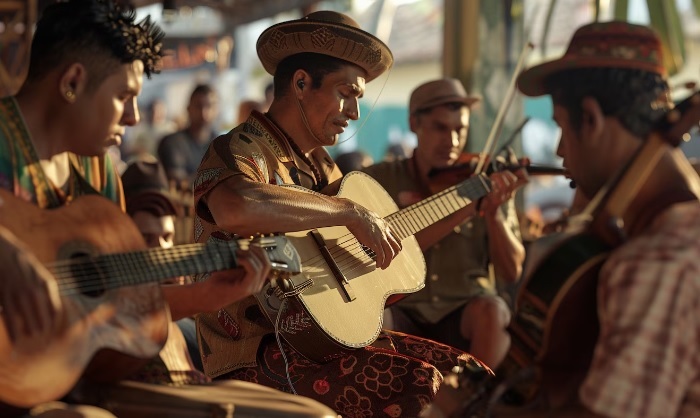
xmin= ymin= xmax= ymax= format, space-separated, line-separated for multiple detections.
xmin=67 ymin=253 xmax=107 ymax=297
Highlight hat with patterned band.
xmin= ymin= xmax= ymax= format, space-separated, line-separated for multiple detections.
xmin=256 ymin=10 xmax=393 ymax=82
xmin=517 ymin=21 xmax=667 ymax=97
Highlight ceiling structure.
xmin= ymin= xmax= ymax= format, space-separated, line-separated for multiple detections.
xmin=0 ymin=0 xmax=324 ymax=97
xmin=126 ymin=0 xmax=322 ymax=29
xmin=34 ymin=0 xmax=323 ymax=31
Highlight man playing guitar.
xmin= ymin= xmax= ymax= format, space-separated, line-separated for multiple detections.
xmin=0 ymin=0 xmax=301 ymax=415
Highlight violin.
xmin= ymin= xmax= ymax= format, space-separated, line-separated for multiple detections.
xmin=426 ymin=152 xmax=569 ymax=193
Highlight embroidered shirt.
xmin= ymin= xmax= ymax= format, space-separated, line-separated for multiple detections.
xmin=192 ymin=111 xmax=340 ymax=378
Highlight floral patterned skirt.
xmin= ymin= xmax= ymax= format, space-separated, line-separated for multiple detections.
xmin=220 ymin=330 xmax=490 ymax=418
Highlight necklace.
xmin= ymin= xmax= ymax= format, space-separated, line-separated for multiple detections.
xmin=265 ymin=114 xmax=327 ymax=192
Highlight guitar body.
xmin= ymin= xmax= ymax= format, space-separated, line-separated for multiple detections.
xmin=0 ymin=189 xmax=168 ymax=408
xmin=505 ymin=231 xmax=608 ymax=407
xmin=256 ymin=172 xmax=426 ymax=362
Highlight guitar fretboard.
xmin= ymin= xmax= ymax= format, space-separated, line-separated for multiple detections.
xmin=49 ymin=242 xmax=238 ymax=295
xmin=387 ymin=173 xmax=491 ymax=240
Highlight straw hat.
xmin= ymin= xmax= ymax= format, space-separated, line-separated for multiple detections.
xmin=409 ymin=78 xmax=481 ymax=114
xmin=256 ymin=10 xmax=393 ymax=82
xmin=518 ymin=21 xmax=666 ymax=97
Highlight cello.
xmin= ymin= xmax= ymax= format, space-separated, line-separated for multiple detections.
xmin=429 ymin=90 xmax=700 ymax=417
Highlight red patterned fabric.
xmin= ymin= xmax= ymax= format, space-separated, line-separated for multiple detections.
xmin=221 ymin=330 xmax=489 ymax=418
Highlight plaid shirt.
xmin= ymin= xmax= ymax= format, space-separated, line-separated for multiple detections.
xmin=580 ymin=201 xmax=700 ymax=418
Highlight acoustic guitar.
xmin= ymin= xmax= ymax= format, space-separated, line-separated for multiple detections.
xmin=0 ymin=188 xmax=301 ymax=409
xmin=255 ymin=170 xmax=491 ymax=363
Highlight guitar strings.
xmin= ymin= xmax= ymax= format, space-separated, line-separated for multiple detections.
xmin=295 ymin=180 xmax=478 ymax=270
xmin=49 ymin=180 xmax=484 ymax=293
xmin=296 ymin=182 xmax=482 ymax=274
xmin=49 ymin=245 xmax=232 ymax=295
xmin=49 ymin=180 xmax=485 ymax=294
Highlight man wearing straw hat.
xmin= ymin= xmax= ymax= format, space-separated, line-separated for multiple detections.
xmin=191 ymin=10 xmax=490 ymax=417
xmin=428 ymin=21 xmax=700 ymax=418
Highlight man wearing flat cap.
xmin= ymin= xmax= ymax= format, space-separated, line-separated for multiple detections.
xmin=432 ymin=21 xmax=700 ymax=418
xmin=362 ymin=78 xmax=528 ymax=370
xmin=191 ymin=10 xmax=487 ymax=417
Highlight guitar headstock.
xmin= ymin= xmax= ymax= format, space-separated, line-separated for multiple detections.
xmin=250 ymin=235 xmax=302 ymax=279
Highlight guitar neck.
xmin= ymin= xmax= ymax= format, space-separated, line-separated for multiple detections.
xmin=50 ymin=242 xmax=238 ymax=294
xmin=387 ymin=173 xmax=491 ymax=240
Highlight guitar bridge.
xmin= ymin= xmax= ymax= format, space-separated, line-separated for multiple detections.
xmin=308 ymin=229 xmax=356 ymax=302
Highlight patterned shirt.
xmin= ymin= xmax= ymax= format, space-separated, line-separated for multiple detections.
xmin=579 ymin=201 xmax=700 ymax=418
xmin=193 ymin=111 xmax=340 ymax=378
xmin=0 ymin=96 xmax=123 ymax=209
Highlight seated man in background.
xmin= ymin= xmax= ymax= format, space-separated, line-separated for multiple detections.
xmin=363 ymin=78 xmax=527 ymax=369
xmin=157 ymin=84 xmax=219 ymax=188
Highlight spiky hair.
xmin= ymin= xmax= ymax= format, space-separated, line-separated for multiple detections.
xmin=27 ymin=0 xmax=166 ymax=89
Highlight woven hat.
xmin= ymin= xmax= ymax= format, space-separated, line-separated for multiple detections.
xmin=409 ymin=78 xmax=480 ymax=114
xmin=256 ymin=10 xmax=393 ymax=82
xmin=122 ymin=160 xmax=178 ymax=217
xmin=518 ymin=21 xmax=666 ymax=97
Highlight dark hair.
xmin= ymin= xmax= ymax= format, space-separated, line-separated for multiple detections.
xmin=126 ymin=193 xmax=178 ymax=218
xmin=26 ymin=0 xmax=165 ymax=92
xmin=190 ymin=84 xmax=215 ymax=100
xmin=273 ymin=53 xmax=351 ymax=98
xmin=264 ymin=81 xmax=274 ymax=96
xmin=546 ymin=68 xmax=670 ymax=138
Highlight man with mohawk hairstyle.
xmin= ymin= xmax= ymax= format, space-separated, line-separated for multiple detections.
xmin=0 ymin=1 xmax=331 ymax=417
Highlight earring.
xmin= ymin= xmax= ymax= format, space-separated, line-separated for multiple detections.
xmin=65 ymin=90 xmax=75 ymax=101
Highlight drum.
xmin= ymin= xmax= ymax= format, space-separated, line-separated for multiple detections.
xmin=71 ymin=380 xmax=338 ymax=418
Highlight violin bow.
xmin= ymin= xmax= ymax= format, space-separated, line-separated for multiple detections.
xmin=474 ymin=41 xmax=535 ymax=176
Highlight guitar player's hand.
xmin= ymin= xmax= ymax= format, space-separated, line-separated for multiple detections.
xmin=346 ymin=203 xmax=402 ymax=270
xmin=198 ymin=244 xmax=272 ymax=311
xmin=0 ymin=226 xmax=64 ymax=351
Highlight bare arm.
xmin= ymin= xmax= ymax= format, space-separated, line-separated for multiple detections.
xmin=204 ymin=175 xmax=401 ymax=269
xmin=413 ymin=170 xmax=527 ymax=282
xmin=412 ymin=200 xmax=523 ymax=282
xmin=484 ymin=206 xmax=525 ymax=283
xmin=480 ymin=170 xmax=528 ymax=283
xmin=161 ymin=245 xmax=271 ymax=320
